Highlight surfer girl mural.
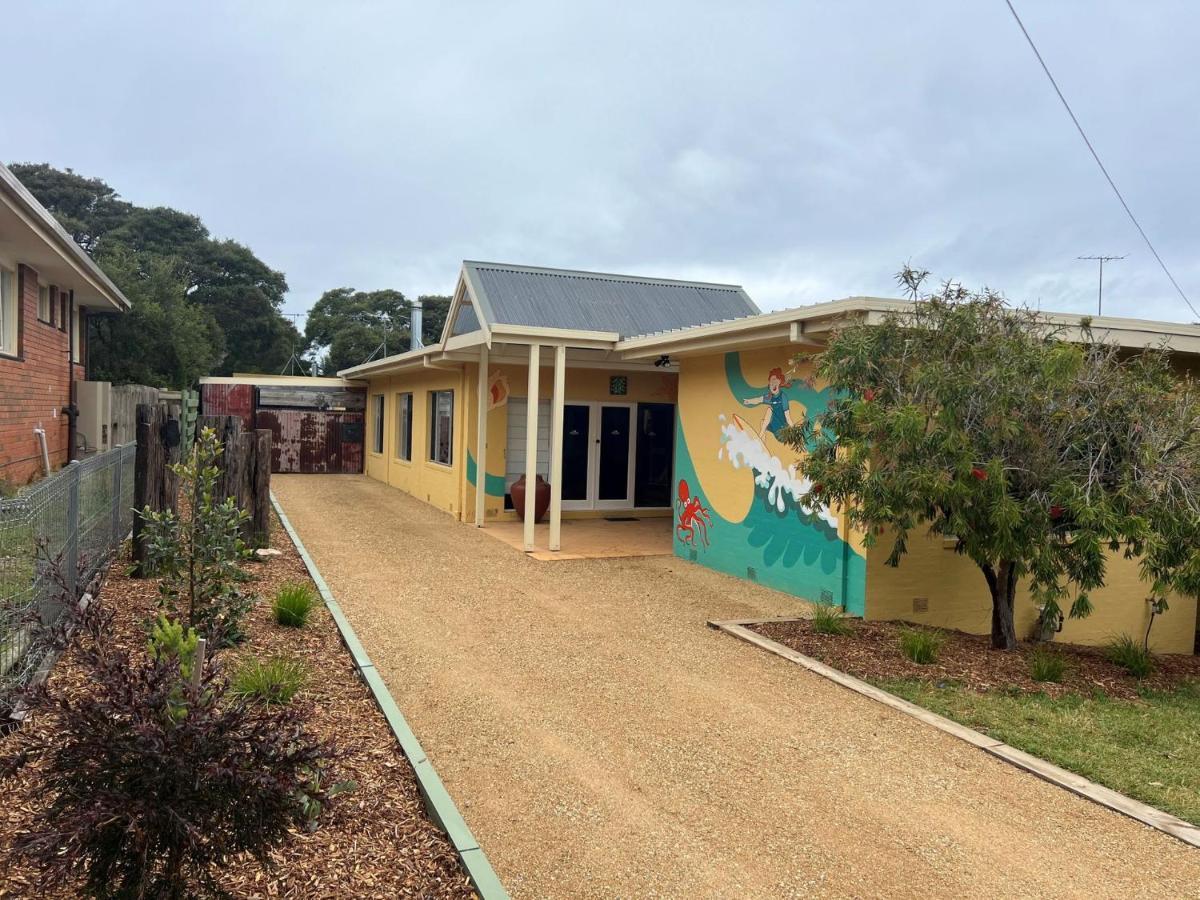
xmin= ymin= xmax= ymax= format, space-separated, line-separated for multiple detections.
xmin=741 ymin=366 xmax=794 ymax=439
xmin=719 ymin=361 xmax=837 ymax=525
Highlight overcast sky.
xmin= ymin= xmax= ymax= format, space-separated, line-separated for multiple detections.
xmin=6 ymin=2 xmax=1198 ymax=326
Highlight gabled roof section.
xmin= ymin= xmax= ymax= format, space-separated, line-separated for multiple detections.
xmin=0 ymin=163 xmax=130 ymax=312
xmin=458 ymin=261 xmax=759 ymax=339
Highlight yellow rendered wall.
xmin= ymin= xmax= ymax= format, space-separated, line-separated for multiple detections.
xmin=364 ymin=366 xmax=468 ymax=518
xmin=467 ymin=361 xmax=678 ymax=522
xmin=365 ymin=360 xmax=678 ymax=523
xmin=865 ymin=534 xmax=1198 ymax=654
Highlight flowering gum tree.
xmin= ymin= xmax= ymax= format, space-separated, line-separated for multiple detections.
xmin=784 ymin=268 xmax=1200 ymax=650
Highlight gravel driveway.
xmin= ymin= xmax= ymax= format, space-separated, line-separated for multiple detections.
xmin=274 ymin=475 xmax=1198 ymax=899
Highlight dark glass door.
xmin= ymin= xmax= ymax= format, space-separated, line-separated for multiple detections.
xmin=634 ymin=403 xmax=675 ymax=508
xmin=561 ymin=404 xmax=591 ymax=501
xmin=598 ymin=405 xmax=631 ymax=502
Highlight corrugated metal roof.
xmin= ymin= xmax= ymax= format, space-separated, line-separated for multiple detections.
xmin=462 ymin=261 xmax=759 ymax=338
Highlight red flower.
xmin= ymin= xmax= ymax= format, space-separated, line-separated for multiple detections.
xmin=811 ymin=483 xmax=824 ymax=496
xmin=1049 ymin=505 xmax=1064 ymax=519
xmin=971 ymin=467 xmax=987 ymax=481
xmin=863 ymin=388 xmax=876 ymax=402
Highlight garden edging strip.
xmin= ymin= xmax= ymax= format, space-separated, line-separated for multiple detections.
xmin=708 ymin=616 xmax=1200 ymax=850
xmin=272 ymin=494 xmax=509 ymax=898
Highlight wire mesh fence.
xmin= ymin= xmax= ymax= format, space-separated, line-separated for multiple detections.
xmin=0 ymin=443 xmax=136 ymax=705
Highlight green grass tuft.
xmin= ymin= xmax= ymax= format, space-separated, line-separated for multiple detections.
xmin=272 ymin=582 xmax=315 ymax=628
xmin=1029 ymin=645 xmax=1068 ymax=683
xmin=1104 ymin=634 xmax=1154 ymax=678
xmin=899 ymin=627 xmax=944 ymax=664
xmin=229 ymin=656 xmax=306 ymax=706
xmin=809 ymin=602 xmax=854 ymax=636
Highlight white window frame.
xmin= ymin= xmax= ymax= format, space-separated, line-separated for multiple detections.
xmin=428 ymin=390 xmax=454 ymax=466
xmin=370 ymin=394 xmax=385 ymax=454
xmin=395 ymin=392 xmax=413 ymax=461
xmin=0 ymin=264 xmax=17 ymax=357
xmin=71 ymin=300 xmax=82 ymax=364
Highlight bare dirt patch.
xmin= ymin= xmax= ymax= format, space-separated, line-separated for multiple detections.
xmin=750 ymin=617 xmax=1200 ymax=699
xmin=0 ymin=516 xmax=475 ymax=900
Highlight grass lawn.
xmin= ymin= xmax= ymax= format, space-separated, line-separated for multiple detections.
xmin=879 ymin=677 xmax=1200 ymax=826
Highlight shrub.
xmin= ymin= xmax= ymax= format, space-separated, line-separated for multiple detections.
xmin=142 ymin=428 xmax=254 ymax=647
xmin=273 ymin=582 xmax=316 ymax=628
xmin=6 ymin=599 xmax=337 ymax=899
xmin=899 ymin=627 xmax=944 ymax=664
xmin=230 ymin=656 xmax=306 ymax=706
xmin=1029 ymin=645 xmax=1067 ymax=683
xmin=809 ymin=602 xmax=854 ymax=636
xmin=1105 ymin=634 xmax=1154 ymax=678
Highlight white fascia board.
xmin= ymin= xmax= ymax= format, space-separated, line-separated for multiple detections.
xmin=0 ymin=165 xmax=131 ymax=312
xmin=460 ymin=262 xmax=498 ymax=334
xmin=487 ymin=323 xmax=621 ymax=347
xmin=336 ymin=342 xmax=446 ymax=378
xmin=441 ymin=272 xmax=492 ymax=346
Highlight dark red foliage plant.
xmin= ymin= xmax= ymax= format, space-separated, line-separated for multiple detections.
xmin=4 ymin=599 xmax=338 ymax=899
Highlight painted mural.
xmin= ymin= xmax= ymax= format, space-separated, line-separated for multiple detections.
xmin=674 ymin=350 xmax=866 ymax=614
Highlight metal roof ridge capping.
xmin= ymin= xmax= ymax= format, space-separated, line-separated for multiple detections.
xmin=461 ymin=260 xmax=760 ymax=339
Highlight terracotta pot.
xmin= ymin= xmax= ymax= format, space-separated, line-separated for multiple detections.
xmin=511 ymin=474 xmax=551 ymax=523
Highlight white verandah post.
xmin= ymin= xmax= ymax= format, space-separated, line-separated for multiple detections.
xmin=523 ymin=344 xmax=541 ymax=552
xmin=474 ymin=344 xmax=489 ymax=526
xmin=549 ymin=344 xmax=566 ymax=551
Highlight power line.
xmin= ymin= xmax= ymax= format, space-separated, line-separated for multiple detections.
xmin=1003 ymin=0 xmax=1199 ymax=320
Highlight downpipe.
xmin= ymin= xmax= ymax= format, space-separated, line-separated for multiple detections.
xmin=33 ymin=427 xmax=51 ymax=477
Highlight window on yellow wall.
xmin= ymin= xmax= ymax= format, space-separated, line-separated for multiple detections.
xmin=396 ymin=392 xmax=413 ymax=460
xmin=371 ymin=394 xmax=384 ymax=454
xmin=429 ymin=390 xmax=453 ymax=465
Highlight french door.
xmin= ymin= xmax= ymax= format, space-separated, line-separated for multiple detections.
xmin=561 ymin=402 xmax=634 ymax=510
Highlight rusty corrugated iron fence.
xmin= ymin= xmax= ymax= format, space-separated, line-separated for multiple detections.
xmin=0 ymin=443 xmax=136 ymax=708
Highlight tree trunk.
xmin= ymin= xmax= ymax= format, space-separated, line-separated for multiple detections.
xmin=982 ymin=560 xmax=1020 ymax=650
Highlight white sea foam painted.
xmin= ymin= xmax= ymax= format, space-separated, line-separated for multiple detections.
xmin=718 ymin=419 xmax=838 ymax=528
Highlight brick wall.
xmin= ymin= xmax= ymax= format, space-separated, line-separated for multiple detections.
xmin=0 ymin=265 xmax=86 ymax=487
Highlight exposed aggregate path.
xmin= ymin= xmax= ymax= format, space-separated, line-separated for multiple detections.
xmin=274 ymin=475 xmax=1199 ymax=899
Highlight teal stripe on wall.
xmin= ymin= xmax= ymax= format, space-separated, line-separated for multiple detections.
xmin=466 ymin=452 xmax=508 ymax=497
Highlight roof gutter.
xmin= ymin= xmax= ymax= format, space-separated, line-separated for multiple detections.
xmin=0 ymin=165 xmax=131 ymax=312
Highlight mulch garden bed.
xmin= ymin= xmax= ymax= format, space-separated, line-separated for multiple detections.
xmin=750 ymin=617 xmax=1200 ymax=700
xmin=0 ymin=515 xmax=476 ymax=899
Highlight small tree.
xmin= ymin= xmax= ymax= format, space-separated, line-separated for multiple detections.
xmin=142 ymin=428 xmax=253 ymax=646
xmin=786 ymin=268 xmax=1200 ymax=650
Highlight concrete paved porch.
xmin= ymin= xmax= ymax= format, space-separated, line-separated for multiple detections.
xmin=479 ymin=515 xmax=672 ymax=561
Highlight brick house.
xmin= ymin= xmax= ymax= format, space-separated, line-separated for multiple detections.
xmin=0 ymin=164 xmax=129 ymax=487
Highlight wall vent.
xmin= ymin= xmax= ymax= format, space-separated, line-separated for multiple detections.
xmin=746 ymin=566 xmax=758 ymax=581
xmin=913 ymin=596 xmax=929 ymax=613
xmin=820 ymin=589 xmax=834 ymax=605
xmin=688 ymin=548 xmax=698 ymax=561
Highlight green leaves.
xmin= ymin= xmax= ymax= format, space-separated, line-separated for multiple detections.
xmin=143 ymin=429 xmax=255 ymax=647
xmin=785 ymin=266 xmax=1200 ymax=648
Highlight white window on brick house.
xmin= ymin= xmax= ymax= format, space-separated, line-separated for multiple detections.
xmin=71 ymin=300 xmax=82 ymax=364
xmin=38 ymin=284 xmax=51 ymax=322
xmin=0 ymin=265 xmax=17 ymax=356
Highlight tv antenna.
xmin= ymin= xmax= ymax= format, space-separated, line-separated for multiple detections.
xmin=1077 ymin=255 xmax=1125 ymax=316
xmin=279 ymin=311 xmax=310 ymax=376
